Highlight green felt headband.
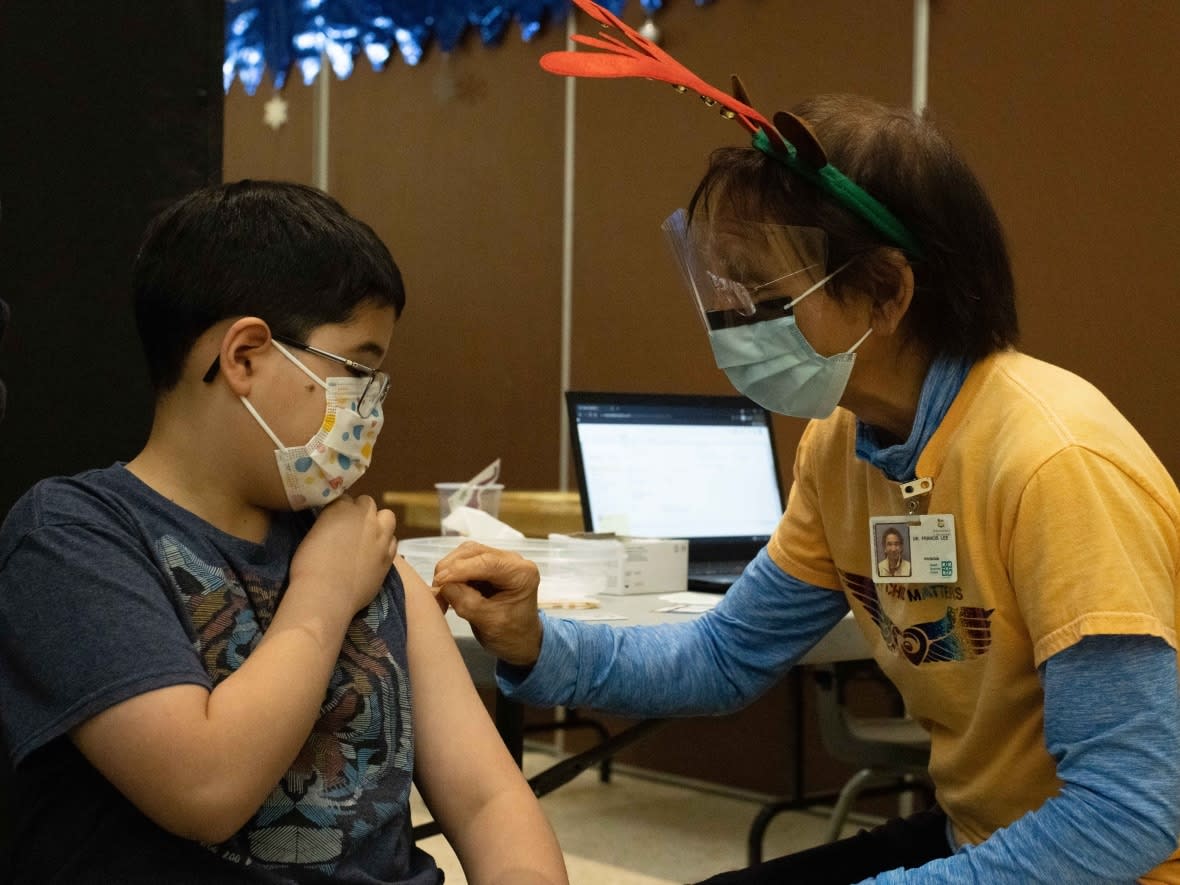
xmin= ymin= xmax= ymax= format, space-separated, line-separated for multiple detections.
xmin=751 ymin=128 xmax=923 ymax=258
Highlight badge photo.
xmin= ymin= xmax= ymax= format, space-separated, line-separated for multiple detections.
xmin=869 ymin=515 xmax=958 ymax=584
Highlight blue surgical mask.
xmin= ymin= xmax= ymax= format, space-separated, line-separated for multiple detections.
xmin=707 ymin=267 xmax=872 ymax=419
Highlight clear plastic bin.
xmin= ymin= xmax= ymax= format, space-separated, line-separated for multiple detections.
xmin=399 ymin=535 xmax=624 ymax=595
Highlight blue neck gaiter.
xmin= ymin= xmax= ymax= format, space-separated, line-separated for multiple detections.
xmin=854 ymin=354 xmax=974 ymax=482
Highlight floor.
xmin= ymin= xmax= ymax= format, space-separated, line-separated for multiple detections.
xmin=410 ymin=747 xmax=874 ymax=884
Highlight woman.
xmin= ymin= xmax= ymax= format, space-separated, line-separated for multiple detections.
xmin=433 ymin=8 xmax=1180 ymax=881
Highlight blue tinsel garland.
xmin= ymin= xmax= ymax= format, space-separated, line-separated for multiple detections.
xmin=225 ymin=0 xmax=711 ymax=94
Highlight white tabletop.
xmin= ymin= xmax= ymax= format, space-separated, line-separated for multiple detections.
xmin=445 ymin=593 xmax=870 ymax=686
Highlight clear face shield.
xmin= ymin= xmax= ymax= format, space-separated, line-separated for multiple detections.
xmin=660 ymin=208 xmax=831 ymax=331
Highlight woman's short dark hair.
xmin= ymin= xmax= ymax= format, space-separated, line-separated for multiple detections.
xmin=687 ymin=94 xmax=1018 ymax=361
xmin=132 ymin=180 xmax=405 ymax=393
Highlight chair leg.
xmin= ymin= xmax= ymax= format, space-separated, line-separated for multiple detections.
xmin=824 ymin=767 xmax=875 ymax=843
xmin=748 ymin=799 xmax=795 ymax=866
xmin=746 ymin=788 xmax=844 ymax=865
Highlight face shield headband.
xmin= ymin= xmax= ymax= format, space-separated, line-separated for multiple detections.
xmin=661 ymin=208 xmax=835 ymax=331
xmin=539 ymin=0 xmax=923 ymax=258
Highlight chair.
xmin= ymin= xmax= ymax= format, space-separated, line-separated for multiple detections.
xmin=0 ymin=736 xmax=11 ymax=878
xmin=747 ymin=662 xmax=933 ymax=864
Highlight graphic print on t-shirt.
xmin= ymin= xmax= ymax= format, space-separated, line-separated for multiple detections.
xmin=156 ymin=535 xmax=413 ymax=869
xmin=840 ymin=570 xmax=994 ymax=665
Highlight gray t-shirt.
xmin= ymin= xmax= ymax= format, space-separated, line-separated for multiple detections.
xmin=0 ymin=464 xmax=440 ymax=884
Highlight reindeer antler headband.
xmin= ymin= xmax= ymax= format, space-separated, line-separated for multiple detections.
xmin=540 ymin=0 xmax=922 ymax=257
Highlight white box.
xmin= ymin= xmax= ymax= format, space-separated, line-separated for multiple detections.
xmin=552 ymin=533 xmax=688 ymax=595
xmin=618 ymin=536 xmax=689 ymax=595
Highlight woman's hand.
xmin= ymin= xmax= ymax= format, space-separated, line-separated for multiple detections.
xmin=433 ymin=541 xmax=544 ymax=668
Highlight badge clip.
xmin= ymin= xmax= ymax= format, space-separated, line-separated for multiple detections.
xmin=899 ymin=477 xmax=933 ymax=515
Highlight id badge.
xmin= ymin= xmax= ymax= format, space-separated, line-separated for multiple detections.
xmin=870 ymin=515 xmax=958 ymax=584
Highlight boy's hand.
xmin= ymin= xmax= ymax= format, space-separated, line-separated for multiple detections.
xmin=290 ymin=494 xmax=398 ymax=614
xmin=433 ymin=542 xmax=543 ymax=667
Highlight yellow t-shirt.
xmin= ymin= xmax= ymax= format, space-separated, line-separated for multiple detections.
xmin=769 ymin=351 xmax=1180 ymax=878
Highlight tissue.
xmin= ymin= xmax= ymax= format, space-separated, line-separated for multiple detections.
xmin=440 ymin=506 xmax=526 ymax=540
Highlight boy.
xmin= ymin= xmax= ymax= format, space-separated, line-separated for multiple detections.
xmin=0 ymin=180 xmax=568 ymax=884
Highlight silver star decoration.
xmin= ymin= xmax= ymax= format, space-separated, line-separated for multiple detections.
xmin=263 ymin=94 xmax=289 ymax=130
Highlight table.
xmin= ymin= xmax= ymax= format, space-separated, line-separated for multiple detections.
xmin=383 ymin=490 xmax=583 ymax=538
xmin=448 ymin=599 xmax=867 ymax=763
xmin=411 ymin=595 xmax=871 ymax=840
xmin=447 ymin=595 xmax=868 ymax=676
xmin=395 ymin=485 xmax=877 ymax=841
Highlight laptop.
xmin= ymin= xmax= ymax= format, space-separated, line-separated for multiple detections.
xmin=565 ymin=391 xmax=786 ymax=592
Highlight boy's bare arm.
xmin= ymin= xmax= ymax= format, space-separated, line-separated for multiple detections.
xmin=401 ymin=559 xmax=568 ymax=885
xmin=70 ymin=494 xmax=398 ymax=844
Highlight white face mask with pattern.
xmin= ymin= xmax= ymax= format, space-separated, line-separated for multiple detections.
xmin=240 ymin=341 xmax=384 ymax=510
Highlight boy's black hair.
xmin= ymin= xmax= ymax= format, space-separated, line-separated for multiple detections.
xmin=132 ymin=180 xmax=405 ymax=393
xmin=688 ymin=94 xmax=1018 ymax=362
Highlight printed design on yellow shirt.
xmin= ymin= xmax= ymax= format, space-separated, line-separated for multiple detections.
xmin=841 ymin=570 xmax=994 ymax=665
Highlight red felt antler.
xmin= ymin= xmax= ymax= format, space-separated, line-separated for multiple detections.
xmin=541 ymin=0 xmax=810 ymax=154
xmin=540 ymin=0 xmax=928 ymax=255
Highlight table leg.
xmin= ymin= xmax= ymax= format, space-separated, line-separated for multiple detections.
xmin=494 ymin=688 xmax=525 ymax=768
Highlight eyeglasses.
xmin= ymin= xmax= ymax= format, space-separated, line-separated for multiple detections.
xmin=201 ymin=334 xmax=390 ymax=419
xmin=273 ymin=335 xmax=390 ymax=418
xmin=702 ymin=266 xmax=820 ymax=329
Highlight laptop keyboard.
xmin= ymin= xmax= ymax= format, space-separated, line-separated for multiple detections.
xmin=690 ymin=560 xmax=750 ymax=578
xmin=685 ymin=560 xmax=750 ymax=593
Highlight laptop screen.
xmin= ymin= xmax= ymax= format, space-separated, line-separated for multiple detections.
xmin=565 ymin=391 xmax=786 ymax=563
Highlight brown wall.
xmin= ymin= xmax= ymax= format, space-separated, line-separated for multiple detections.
xmin=928 ymin=1 xmax=1180 ymax=478
xmin=224 ymin=0 xmax=1180 ymax=796
xmin=225 ymin=0 xmax=916 ymax=498
xmin=226 ymin=1 xmax=1180 ymax=500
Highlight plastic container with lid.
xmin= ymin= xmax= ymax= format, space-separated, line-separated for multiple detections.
xmin=399 ymin=535 xmax=624 ymax=596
